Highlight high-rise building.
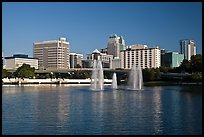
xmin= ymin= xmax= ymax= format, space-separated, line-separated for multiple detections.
xmin=4 ymin=54 xmax=38 ymax=70
xmin=180 ymin=39 xmax=196 ymax=60
xmin=107 ymin=34 xmax=126 ymax=58
xmin=119 ymin=36 xmax=126 ymax=51
xmin=120 ymin=45 xmax=161 ymax=69
xmin=33 ymin=37 xmax=70 ymax=69
xmin=70 ymin=53 xmax=83 ymax=68
xmin=161 ymin=52 xmax=184 ymax=68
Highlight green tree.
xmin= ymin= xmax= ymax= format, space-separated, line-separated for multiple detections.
xmin=75 ymin=64 xmax=82 ymax=68
xmin=191 ymin=72 xmax=202 ymax=82
xmin=72 ymin=71 xmax=81 ymax=79
xmin=168 ymin=67 xmax=181 ymax=73
xmin=142 ymin=68 xmax=155 ymax=82
xmin=2 ymin=69 xmax=10 ymax=78
xmin=190 ymin=54 xmax=202 ymax=72
xmin=14 ymin=64 xmax=35 ymax=78
xmin=154 ymin=68 xmax=161 ymax=80
xmin=183 ymin=72 xmax=202 ymax=82
xmin=82 ymin=72 xmax=90 ymax=79
xmin=159 ymin=66 xmax=169 ymax=73
xmin=179 ymin=59 xmax=191 ymax=73
xmin=104 ymin=71 xmax=112 ymax=79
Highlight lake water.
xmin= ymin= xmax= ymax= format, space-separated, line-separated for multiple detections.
xmin=2 ymin=84 xmax=202 ymax=135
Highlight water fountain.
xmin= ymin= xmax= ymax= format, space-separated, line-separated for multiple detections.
xmin=128 ymin=64 xmax=143 ymax=90
xmin=112 ymin=73 xmax=118 ymax=89
xmin=91 ymin=59 xmax=104 ymax=91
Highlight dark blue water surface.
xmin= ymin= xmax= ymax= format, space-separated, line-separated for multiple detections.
xmin=2 ymin=84 xmax=202 ymax=135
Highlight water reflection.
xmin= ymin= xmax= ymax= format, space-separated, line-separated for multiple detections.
xmin=151 ymin=86 xmax=163 ymax=134
xmin=2 ymin=85 xmax=202 ymax=135
xmin=56 ymin=92 xmax=70 ymax=129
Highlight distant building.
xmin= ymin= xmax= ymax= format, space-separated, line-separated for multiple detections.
xmin=101 ymin=53 xmax=113 ymax=68
xmin=180 ymin=39 xmax=196 ymax=60
xmin=107 ymin=34 xmax=126 ymax=58
xmin=119 ymin=35 xmax=126 ymax=51
xmin=160 ymin=49 xmax=166 ymax=54
xmin=83 ymin=49 xmax=101 ymax=68
xmin=84 ymin=49 xmax=113 ymax=68
xmin=120 ymin=45 xmax=161 ymax=69
xmin=111 ymin=57 xmax=121 ymax=69
xmin=70 ymin=53 xmax=83 ymax=68
xmin=82 ymin=60 xmax=94 ymax=68
xmin=2 ymin=51 xmax=5 ymax=69
xmin=33 ymin=37 xmax=70 ymax=69
xmin=161 ymin=52 xmax=184 ymax=68
xmin=100 ymin=48 xmax=108 ymax=54
xmin=4 ymin=54 xmax=38 ymax=70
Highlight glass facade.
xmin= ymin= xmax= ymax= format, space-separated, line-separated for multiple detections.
xmin=180 ymin=39 xmax=196 ymax=60
xmin=161 ymin=52 xmax=184 ymax=68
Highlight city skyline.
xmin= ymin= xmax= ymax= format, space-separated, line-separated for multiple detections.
xmin=2 ymin=2 xmax=202 ymax=58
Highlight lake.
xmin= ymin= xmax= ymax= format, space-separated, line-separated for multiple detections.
xmin=2 ymin=84 xmax=202 ymax=135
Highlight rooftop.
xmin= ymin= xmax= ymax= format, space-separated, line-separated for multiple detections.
xmin=92 ymin=49 xmax=101 ymax=54
xmin=5 ymin=54 xmax=38 ymax=59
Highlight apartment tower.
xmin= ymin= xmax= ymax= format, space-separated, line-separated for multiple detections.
xmin=120 ymin=45 xmax=161 ymax=69
xmin=33 ymin=37 xmax=70 ymax=69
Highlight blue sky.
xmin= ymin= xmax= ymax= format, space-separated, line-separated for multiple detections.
xmin=2 ymin=2 xmax=202 ymax=58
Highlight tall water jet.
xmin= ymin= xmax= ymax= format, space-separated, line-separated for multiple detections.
xmin=97 ymin=59 xmax=104 ymax=90
xmin=112 ymin=73 xmax=118 ymax=89
xmin=91 ymin=60 xmax=97 ymax=90
xmin=91 ymin=59 xmax=104 ymax=90
xmin=128 ymin=64 xmax=143 ymax=90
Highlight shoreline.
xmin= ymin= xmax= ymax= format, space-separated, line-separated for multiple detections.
xmin=2 ymin=78 xmax=112 ymax=85
xmin=2 ymin=79 xmax=202 ymax=86
xmin=144 ymin=81 xmax=202 ymax=86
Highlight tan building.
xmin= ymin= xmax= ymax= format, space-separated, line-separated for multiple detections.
xmin=111 ymin=57 xmax=121 ymax=69
xmin=120 ymin=45 xmax=161 ymax=69
xmin=70 ymin=53 xmax=83 ymax=68
xmin=107 ymin=34 xmax=126 ymax=58
xmin=33 ymin=38 xmax=70 ymax=69
xmin=4 ymin=54 xmax=38 ymax=70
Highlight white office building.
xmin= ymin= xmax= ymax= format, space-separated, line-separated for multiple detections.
xmin=120 ymin=45 xmax=161 ymax=69
xmin=4 ymin=54 xmax=38 ymax=70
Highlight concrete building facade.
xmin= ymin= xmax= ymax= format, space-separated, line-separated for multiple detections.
xmin=70 ymin=53 xmax=83 ymax=68
xmin=111 ymin=57 xmax=121 ymax=69
xmin=33 ymin=37 xmax=70 ymax=70
xmin=107 ymin=34 xmax=126 ymax=58
xmin=4 ymin=54 xmax=38 ymax=70
xmin=120 ymin=45 xmax=161 ymax=69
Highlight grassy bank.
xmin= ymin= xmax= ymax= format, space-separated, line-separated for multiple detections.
xmin=144 ymin=80 xmax=202 ymax=86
